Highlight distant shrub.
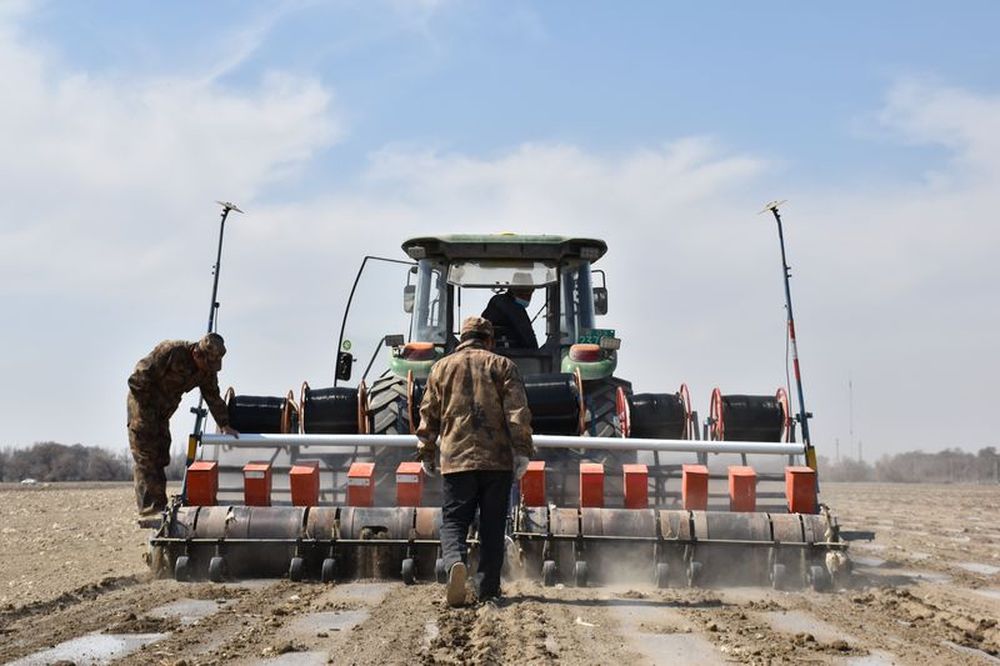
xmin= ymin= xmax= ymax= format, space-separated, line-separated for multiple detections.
xmin=819 ymin=446 xmax=999 ymax=483
xmin=1 ymin=442 xmax=131 ymax=482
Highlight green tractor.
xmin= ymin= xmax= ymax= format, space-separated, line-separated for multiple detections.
xmin=335 ymin=234 xmax=693 ymax=502
xmin=368 ymin=235 xmax=621 ymax=424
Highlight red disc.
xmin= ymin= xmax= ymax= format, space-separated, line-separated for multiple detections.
xmin=615 ymin=386 xmax=631 ymax=438
xmin=775 ymin=387 xmax=792 ymax=442
xmin=678 ymin=383 xmax=692 ymax=440
xmin=709 ymin=387 xmax=724 ymax=441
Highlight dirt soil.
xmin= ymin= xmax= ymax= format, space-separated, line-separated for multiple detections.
xmin=1 ymin=481 xmax=998 ymax=665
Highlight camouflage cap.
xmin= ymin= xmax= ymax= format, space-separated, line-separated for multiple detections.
xmin=460 ymin=315 xmax=494 ymax=339
xmin=196 ymin=333 xmax=226 ymax=370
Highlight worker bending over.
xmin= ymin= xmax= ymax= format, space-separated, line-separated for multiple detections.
xmin=417 ymin=316 xmax=533 ymax=606
xmin=127 ymin=333 xmax=239 ymax=516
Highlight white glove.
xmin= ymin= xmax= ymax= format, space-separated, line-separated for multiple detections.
xmin=421 ymin=459 xmax=438 ymax=477
xmin=513 ymin=455 xmax=530 ymax=480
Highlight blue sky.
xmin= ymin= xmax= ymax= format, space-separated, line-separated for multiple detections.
xmin=22 ymin=1 xmax=997 ymax=182
xmin=2 ymin=1 xmax=999 ymax=457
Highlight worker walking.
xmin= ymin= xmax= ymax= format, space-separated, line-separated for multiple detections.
xmin=127 ymin=333 xmax=239 ymax=516
xmin=417 ymin=316 xmax=533 ymax=606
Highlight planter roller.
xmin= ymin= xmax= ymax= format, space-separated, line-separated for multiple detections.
xmin=150 ymin=432 xmax=854 ymax=590
xmin=159 ymin=502 xmax=444 ymax=584
xmin=511 ymin=506 xmax=840 ymax=590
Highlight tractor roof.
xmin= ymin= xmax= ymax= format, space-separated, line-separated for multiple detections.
xmin=401 ymin=234 xmax=607 ymax=262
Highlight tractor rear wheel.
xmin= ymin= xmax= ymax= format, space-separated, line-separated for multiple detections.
xmin=582 ymin=376 xmax=632 ymax=438
xmin=366 ymin=375 xmax=413 ymax=494
xmin=366 ymin=374 xmax=441 ymax=504
xmin=368 ymin=375 xmax=413 ymax=435
xmin=579 ymin=377 xmax=636 ymax=500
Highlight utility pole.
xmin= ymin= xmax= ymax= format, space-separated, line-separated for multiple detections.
xmin=848 ymin=375 xmax=854 ymax=458
xmin=835 ymin=437 xmax=840 ymax=463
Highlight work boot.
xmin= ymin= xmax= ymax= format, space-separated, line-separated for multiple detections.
xmin=137 ymin=505 xmax=164 ymax=529
xmin=446 ymin=562 xmax=467 ymax=608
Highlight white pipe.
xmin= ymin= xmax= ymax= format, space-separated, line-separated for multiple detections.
xmin=199 ymin=433 xmax=805 ymax=456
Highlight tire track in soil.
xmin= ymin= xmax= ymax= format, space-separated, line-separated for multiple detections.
xmin=0 ymin=574 xmax=144 ymax=626
xmin=807 ymin=584 xmax=1000 ymax=663
xmin=680 ymin=577 xmax=1000 ymax=665
xmin=588 ymin=587 xmax=866 ymax=665
xmin=0 ymin=578 xmax=228 ymax=663
xmin=680 ymin=596 xmax=868 ymax=664
xmin=113 ymin=580 xmax=334 ymax=665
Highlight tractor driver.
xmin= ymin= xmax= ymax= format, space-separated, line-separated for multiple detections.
xmin=126 ymin=333 xmax=240 ymax=517
xmin=481 ymin=274 xmax=538 ymax=349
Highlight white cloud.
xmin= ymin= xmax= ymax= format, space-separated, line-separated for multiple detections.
xmin=0 ymin=9 xmax=338 ymax=294
xmin=0 ymin=5 xmax=339 ymax=450
xmin=880 ymin=78 xmax=1000 ymax=178
xmin=777 ymin=80 xmax=1000 ymax=455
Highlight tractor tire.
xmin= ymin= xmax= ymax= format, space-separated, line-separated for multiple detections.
xmin=580 ymin=376 xmax=637 ymax=489
xmin=582 ymin=376 xmax=632 ymax=438
xmin=533 ymin=377 xmax=634 ymax=505
xmin=367 ymin=375 xmax=413 ymax=435
xmin=366 ymin=376 xmax=413 ymax=495
xmin=366 ymin=374 xmax=442 ymax=504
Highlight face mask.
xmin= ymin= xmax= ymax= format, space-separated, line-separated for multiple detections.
xmin=514 ymin=297 xmax=530 ymax=309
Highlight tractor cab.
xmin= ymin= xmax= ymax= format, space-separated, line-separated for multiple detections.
xmin=399 ymin=234 xmax=614 ymax=378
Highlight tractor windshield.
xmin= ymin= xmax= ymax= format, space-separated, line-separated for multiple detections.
xmin=412 ymin=259 xmax=448 ymax=343
xmin=447 ymin=260 xmax=557 ymax=288
xmin=560 ymin=261 xmax=596 ymax=343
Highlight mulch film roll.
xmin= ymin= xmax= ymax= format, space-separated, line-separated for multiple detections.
xmin=302 ymin=386 xmax=359 ymax=434
xmin=227 ymin=394 xmax=294 ymax=434
xmin=721 ymin=394 xmax=784 ymax=442
xmin=629 ymin=393 xmax=687 ymax=439
xmin=524 ymin=373 xmax=581 ymax=436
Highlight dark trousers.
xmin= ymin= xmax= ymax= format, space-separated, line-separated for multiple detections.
xmin=441 ymin=470 xmax=512 ymax=599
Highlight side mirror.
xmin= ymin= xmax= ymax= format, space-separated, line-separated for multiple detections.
xmin=403 ymin=285 xmax=415 ymax=313
xmin=384 ymin=334 xmax=405 ymax=347
xmin=336 ymin=351 xmax=353 ymax=381
xmin=593 ymin=287 xmax=608 ymax=315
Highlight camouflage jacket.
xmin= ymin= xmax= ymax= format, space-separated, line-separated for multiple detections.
xmin=416 ymin=340 xmax=534 ymax=474
xmin=127 ymin=340 xmax=230 ymax=427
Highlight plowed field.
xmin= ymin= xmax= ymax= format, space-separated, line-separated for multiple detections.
xmin=1 ymin=482 xmax=998 ymax=665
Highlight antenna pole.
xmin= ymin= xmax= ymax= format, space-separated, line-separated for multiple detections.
xmin=764 ymin=201 xmax=815 ymax=470
xmin=207 ymin=204 xmax=236 ymax=333
xmin=179 ymin=202 xmax=243 ymax=506
xmin=190 ymin=202 xmax=243 ymax=436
